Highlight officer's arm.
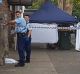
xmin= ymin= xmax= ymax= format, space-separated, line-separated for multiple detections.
xmin=7 ymin=20 xmax=16 ymax=25
xmin=27 ymin=23 xmax=32 ymax=37
xmin=28 ymin=30 xmax=32 ymax=38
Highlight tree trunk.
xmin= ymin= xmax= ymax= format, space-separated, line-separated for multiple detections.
xmin=58 ymin=0 xmax=64 ymax=10
xmin=64 ymin=0 xmax=73 ymax=15
xmin=58 ymin=0 xmax=73 ymax=15
xmin=0 ymin=0 xmax=9 ymax=65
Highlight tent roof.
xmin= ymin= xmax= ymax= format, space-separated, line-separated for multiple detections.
xmin=29 ymin=1 xmax=77 ymax=24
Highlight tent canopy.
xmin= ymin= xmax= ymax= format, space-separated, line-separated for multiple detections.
xmin=29 ymin=1 xmax=78 ymax=24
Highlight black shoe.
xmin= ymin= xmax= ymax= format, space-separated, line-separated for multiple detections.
xmin=25 ymin=60 xmax=30 ymax=63
xmin=25 ymin=58 xmax=30 ymax=63
xmin=15 ymin=63 xmax=25 ymax=67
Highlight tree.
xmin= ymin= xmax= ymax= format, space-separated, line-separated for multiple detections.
xmin=0 ymin=0 xmax=9 ymax=65
xmin=26 ymin=0 xmax=58 ymax=9
xmin=26 ymin=0 xmax=45 ymax=9
xmin=72 ymin=0 xmax=80 ymax=18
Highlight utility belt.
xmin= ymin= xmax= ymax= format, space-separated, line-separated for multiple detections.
xmin=17 ymin=32 xmax=28 ymax=37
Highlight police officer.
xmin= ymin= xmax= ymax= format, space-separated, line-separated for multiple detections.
xmin=8 ymin=11 xmax=28 ymax=67
xmin=24 ymin=15 xmax=32 ymax=63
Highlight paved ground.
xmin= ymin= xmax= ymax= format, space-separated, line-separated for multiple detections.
xmin=47 ymin=49 xmax=80 ymax=74
xmin=0 ymin=47 xmax=80 ymax=74
xmin=0 ymin=48 xmax=57 ymax=74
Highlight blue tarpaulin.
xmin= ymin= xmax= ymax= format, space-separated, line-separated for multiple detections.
xmin=30 ymin=1 xmax=77 ymax=24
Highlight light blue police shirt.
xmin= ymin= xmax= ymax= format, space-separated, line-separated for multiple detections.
xmin=26 ymin=21 xmax=32 ymax=31
xmin=15 ymin=17 xmax=27 ymax=33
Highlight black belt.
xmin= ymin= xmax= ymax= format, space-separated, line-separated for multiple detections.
xmin=17 ymin=33 xmax=27 ymax=36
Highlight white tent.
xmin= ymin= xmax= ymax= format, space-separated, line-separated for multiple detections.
xmin=31 ymin=23 xmax=58 ymax=43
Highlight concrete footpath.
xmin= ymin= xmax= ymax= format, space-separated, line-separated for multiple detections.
xmin=0 ymin=48 xmax=58 ymax=74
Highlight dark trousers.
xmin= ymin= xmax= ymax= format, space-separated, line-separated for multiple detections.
xmin=17 ymin=33 xmax=29 ymax=64
xmin=25 ymin=37 xmax=31 ymax=59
